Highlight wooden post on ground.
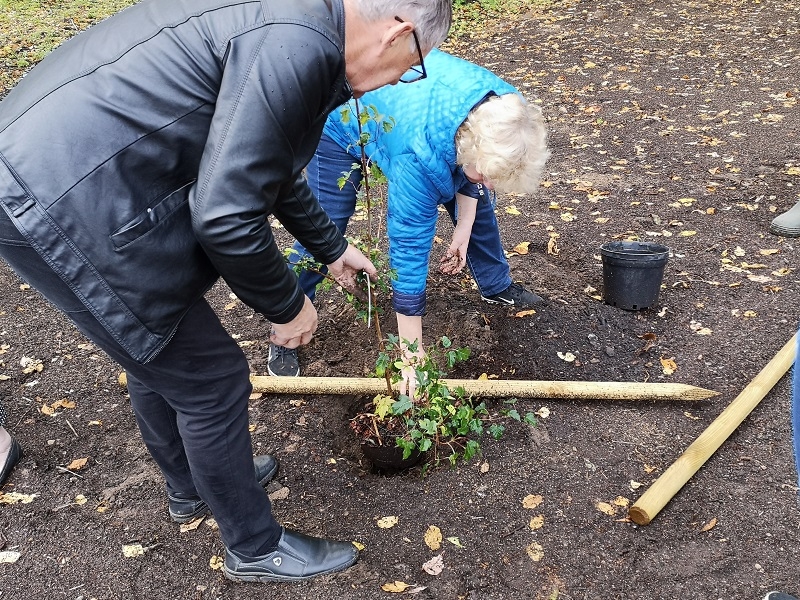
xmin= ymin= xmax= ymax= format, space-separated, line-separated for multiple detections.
xmin=629 ymin=333 xmax=797 ymax=525
xmin=250 ymin=375 xmax=719 ymax=401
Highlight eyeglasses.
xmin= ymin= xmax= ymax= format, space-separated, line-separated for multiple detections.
xmin=394 ymin=16 xmax=427 ymax=83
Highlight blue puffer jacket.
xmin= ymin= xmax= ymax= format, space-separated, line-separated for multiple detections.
xmin=323 ymin=49 xmax=518 ymax=316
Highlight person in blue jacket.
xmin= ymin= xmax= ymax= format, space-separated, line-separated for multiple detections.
xmin=269 ymin=49 xmax=550 ymax=383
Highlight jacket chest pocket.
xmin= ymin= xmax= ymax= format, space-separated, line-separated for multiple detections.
xmin=110 ymin=180 xmax=196 ymax=250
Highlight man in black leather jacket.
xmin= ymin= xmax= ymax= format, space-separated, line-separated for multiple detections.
xmin=0 ymin=0 xmax=451 ymax=583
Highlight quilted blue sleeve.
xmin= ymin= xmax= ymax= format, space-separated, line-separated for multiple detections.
xmin=386 ymin=153 xmax=442 ymax=316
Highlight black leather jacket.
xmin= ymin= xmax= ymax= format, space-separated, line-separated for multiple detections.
xmin=0 ymin=0 xmax=352 ymax=362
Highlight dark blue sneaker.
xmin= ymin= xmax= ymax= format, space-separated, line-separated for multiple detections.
xmin=481 ymin=282 xmax=543 ymax=308
xmin=268 ymin=343 xmax=300 ymax=377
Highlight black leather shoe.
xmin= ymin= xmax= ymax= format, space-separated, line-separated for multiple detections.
xmin=223 ymin=528 xmax=359 ymax=582
xmin=0 ymin=437 xmax=22 ymax=487
xmin=168 ymin=454 xmax=279 ymax=523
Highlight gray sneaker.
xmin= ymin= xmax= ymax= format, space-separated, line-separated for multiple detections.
xmin=764 ymin=594 xmax=799 ymax=600
xmin=268 ymin=343 xmax=300 ymax=377
xmin=769 ymin=200 xmax=800 ymax=237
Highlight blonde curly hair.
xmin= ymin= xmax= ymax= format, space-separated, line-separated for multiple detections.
xmin=455 ymin=94 xmax=549 ymax=194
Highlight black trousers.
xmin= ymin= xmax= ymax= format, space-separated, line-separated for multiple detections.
xmin=0 ymin=209 xmax=281 ymax=556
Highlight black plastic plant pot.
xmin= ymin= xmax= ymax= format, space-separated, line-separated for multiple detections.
xmin=600 ymin=241 xmax=669 ymax=310
xmin=360 ymin=441 xmax=423 ymax=471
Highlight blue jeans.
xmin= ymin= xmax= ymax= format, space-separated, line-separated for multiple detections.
xmin=294 ymin=133 xmax=512 ymax=301
xmin=0 ymin=208 xmax=281 ymax=556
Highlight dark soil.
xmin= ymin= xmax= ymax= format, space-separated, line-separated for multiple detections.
xmin=1 ymin=1 xmax=799 ymax=598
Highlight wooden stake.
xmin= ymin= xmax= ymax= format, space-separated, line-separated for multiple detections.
xmin=250 ymin=375 xmax=719 ymax=401
xmin=629 ymin=333 xmax=797 ymax=525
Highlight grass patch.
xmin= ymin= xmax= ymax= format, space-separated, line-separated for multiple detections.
xmin=450 ymin=0 xmax=554 ymax=38
xmin=0 ymin=0 xmax=135 ymax=93
xmin=0 ymin=0 xmax=552 ymax=94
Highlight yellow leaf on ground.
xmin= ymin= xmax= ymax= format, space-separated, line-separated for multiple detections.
xmin=613 ymin=496 xmax=630 ymax=508
xmin=209 ymin=555 xmax=224 ymax=570
xmin=377 ymin=515 xmax=399 ymax=529
xmin=759 ymin=248 xmax=780 ymax=255
xmin=526 ymin=542 xmax=545 ymax=562
xmin=595 ymin=501 xmax=617 ymax=516
xmin=522 ymin=494 xmax=544 ymax=509
xmin=352 ymin=541 xmax=365 ymax=551
xmin=382 ymin=581 xmax=411 ymax=593
xmin=515 ymin=309 xmax=537 ymax=318
xmin=0 ymin=492 xmax=38 ymax=505
xmin=679 ymin=230 xmax=697 ymax=237
xmin=122 ymin=544 xmax=145 ymax=558
xmin=74 ymin=494 xmax=87 ymax=506
xmin=51 ymin=399 xmax=75 ymax=409
xmin=660 ymin=357 xmax=677 ymax=375
xmin=529 ymin=515 xmax=545 ymax=530
xmin=180 ymin=516 xmax=205 ymax=533
xmin=424 ymin=525 xmax=442 ymax=551
xmin=446 ymin=537 xmax=463 ymax=548
xmin=67 ymin=457 xmax=89 ymax=471
xmin=513 ymin=241 xmax=530 ymax=255
xmin=701 ymin=517 xmax=718 ymax=532
xmin=505 ymin=205 xmax=521 ymax=215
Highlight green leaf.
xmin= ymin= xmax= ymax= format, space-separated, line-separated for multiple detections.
xmin=489 ymin=424 xmax=505 ymax=439
xmin=392 ymin=395 xmax=413 ymax=415
xmin=506 ymin=409 xmax=521 ymax=422
xmin=524 ymin=413 xmax=539 ymax=426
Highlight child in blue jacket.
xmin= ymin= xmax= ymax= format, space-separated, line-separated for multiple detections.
xmin=270 ymin=50 xmax=549 ymax=385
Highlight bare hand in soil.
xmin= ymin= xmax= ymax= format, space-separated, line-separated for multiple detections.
xmin=439 ymin=250 xmax=466 ymax=275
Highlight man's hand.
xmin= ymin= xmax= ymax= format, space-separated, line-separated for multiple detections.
xmin=326 ymin=243 xmax=378 ymax=301
xmin=270 ymin=296 xmax=318 ymax=349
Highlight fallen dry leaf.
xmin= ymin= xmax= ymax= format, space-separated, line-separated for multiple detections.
xmin=526 ymin=542 xmax=544 ymax=562
xmin=514 ymin=309 xmax=536 ymax=318
xmin=382 ymin=581 xmax=411 ymax=593
xmin=424 ymin=525 xmax=442 ymax=551
xmin=422 ymin=553 xmax=444 ymax=575
xmin=268 ymin=487 xmax=290 ymax=501
xmin=0 ymin=551 xmax=21 ymax=564
xmin=529 ymin=515 xmax=545 ymax=530
xmin=122 ymin=544 xmax=145 ymax=558
xmin=377 ymin=515 xmax=399 ymax=529
xmin=513 ymin=241 xmax=530 ymax=255
xmin=701 ymin=517 xmax=718 ymax=532
xmin=522 ymin=494 xmax=544 ymax=509
xmin=180 ymin=516 xmax=205 ymax=533
xmin=660 ymin=356 xmax=677 ymax=375
xmin=67 ymin=457 xmax=89 ymax=471
xmin=209 ymin=555 xmax=224 ymax=570
xmin=0 ymin=492 xmax=38 ymax=505
xmin=595 ymin=501 xmax=617 ymax=516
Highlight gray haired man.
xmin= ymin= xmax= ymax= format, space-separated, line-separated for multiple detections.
xmin=0 ymin=0 xmax=451 ymax=583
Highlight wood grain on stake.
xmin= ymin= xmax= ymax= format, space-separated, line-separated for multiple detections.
xmin=629 ymin=333 xmax=797 ymax=525
xmin=250 ymin=376 xmax=719 ymax=401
